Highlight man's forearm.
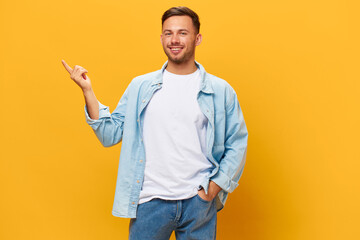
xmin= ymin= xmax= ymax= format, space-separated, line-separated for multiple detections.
xmin=83 ymin=88 xmax=99 ymax=120
xmin=208 ymin=180 xmax=222 ymax=198
xmin=198 ymin=180 xmax=222 ymax=201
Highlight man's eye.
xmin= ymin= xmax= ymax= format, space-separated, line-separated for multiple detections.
xmin=180 ymin=32 xmax=187 ymax=35
xmin=165 ymin=33 xmax=171 ymax=36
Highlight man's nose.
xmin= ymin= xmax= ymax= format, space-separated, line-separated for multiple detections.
xmin=171 ymin=34 xmax=180 ymax=44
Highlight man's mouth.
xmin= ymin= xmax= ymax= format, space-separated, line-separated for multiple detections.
xmin=169 ymin=46 xmax=183 ymax=54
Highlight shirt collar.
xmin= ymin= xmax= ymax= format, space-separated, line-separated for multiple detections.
xmin=151 ymin=61 xmax=214 ymax=94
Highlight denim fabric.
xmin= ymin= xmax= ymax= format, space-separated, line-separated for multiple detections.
xmin=84 ymin=61 xmax=248 ymax=218
xmin=129 ymin=194 xmax=217 ymax=240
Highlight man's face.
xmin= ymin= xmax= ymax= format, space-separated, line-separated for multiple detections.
xmin=161 ymin=16 xmax=202 ymax=65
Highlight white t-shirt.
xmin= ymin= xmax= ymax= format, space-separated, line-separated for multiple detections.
xmin=138 ymin=69 xmax=214 ymax=204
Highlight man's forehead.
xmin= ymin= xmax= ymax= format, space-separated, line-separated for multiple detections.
xmin=162 ymin=16 xmax=195 ymax=31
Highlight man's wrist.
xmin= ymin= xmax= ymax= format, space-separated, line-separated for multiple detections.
xmin=83 ymin=87 xmax=94 ymax=95
xmin=208 ymin=180 xmax=222 ymax=198
xmin=197 ymin=181 xmax=222 ymax=201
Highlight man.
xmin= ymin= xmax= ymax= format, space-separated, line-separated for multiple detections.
xmin=62 ymin=6 xmax=248 ymax=240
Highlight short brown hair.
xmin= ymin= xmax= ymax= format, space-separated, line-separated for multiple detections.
xmin=162 ymin=6 xmax=200 ymax=33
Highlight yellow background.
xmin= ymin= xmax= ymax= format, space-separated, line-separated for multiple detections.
xmin=1 ymin=0 xmax=359 ymax=239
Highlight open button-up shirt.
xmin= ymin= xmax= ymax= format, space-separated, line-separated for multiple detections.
xmin=85 ymin=61 xmax=248 ymax=218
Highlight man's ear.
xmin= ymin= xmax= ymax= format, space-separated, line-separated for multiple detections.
xmin=160 ymin=34 xmax=163 ymax=45
xmin=196 ymin=33 xmax=202 ymax=46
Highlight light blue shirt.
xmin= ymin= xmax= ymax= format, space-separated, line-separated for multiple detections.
xmin=85 ymin=61 xmax=248 ymax=218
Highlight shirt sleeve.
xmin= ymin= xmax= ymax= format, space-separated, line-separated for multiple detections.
xmin=210 ymin=87 xmax=248 ymax=193
xmin=84 ymin=86 xmax=130 ymax=147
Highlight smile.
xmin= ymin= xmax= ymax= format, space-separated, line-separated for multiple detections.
xmin=169 ymin=46 xmax=183 ymax=54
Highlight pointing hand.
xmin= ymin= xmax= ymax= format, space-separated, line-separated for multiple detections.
xmin=61 ymin=60 xmax=92 ymax=91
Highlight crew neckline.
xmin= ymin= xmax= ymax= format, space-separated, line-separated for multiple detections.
xmin=164 ymin=68 xmax=200 ymax=77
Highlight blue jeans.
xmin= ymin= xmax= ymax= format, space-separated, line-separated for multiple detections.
xmin=129 ymin=194 xmax=217 ymax=240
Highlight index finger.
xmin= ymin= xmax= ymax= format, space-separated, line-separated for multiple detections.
xmin=61 ymin=59 xmax=73 ymax=74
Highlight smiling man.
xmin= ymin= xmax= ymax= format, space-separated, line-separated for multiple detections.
xmin=62 ymin=6 xmax=247 ymax=240
xmin=161 ymin=13 xmax=201 ymax=70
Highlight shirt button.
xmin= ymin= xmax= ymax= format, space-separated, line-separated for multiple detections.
xmin=136 ymin=180 xmax=140 ymax=183
xmin=140 ymin=138 xmax=143 ymax=142
xmin=142 ymin=99 xmax=146 ymax=103
xmin=140 ymin=160 xmax=143 ymax=163
xmin=132 ymin=202 xmax=135 ymax=205
xmin=137 ymin=119 xmax=139 ymax=122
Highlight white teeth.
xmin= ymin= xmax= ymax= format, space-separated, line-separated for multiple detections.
xmin=171 ymin=48 xmax=181 ymax=50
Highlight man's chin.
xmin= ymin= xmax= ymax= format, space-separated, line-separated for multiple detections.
xmin=172 ymin=59 xmax=185 ymax=64
xmin=163 ymin=52 xmax=182 ymax=63
xmin=168 ymin=56 xmax=186 ymax=64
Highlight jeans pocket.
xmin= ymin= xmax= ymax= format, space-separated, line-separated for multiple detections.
xmin=196 ymin=194 xmax=213 ymax=204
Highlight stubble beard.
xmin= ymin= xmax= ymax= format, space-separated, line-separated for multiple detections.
xmin=163 ymin=45 xmax=196 ymax=65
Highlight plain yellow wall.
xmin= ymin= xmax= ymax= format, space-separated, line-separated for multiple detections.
xmin=1 ymin=0 xmax=359 ymax=239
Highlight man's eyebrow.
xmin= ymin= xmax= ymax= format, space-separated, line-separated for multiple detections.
xmin=163 ymin=29 xmax=190 ymax=32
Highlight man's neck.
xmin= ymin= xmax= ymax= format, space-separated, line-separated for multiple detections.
xmin=165 ymin=60 xmax=198 ymax=75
